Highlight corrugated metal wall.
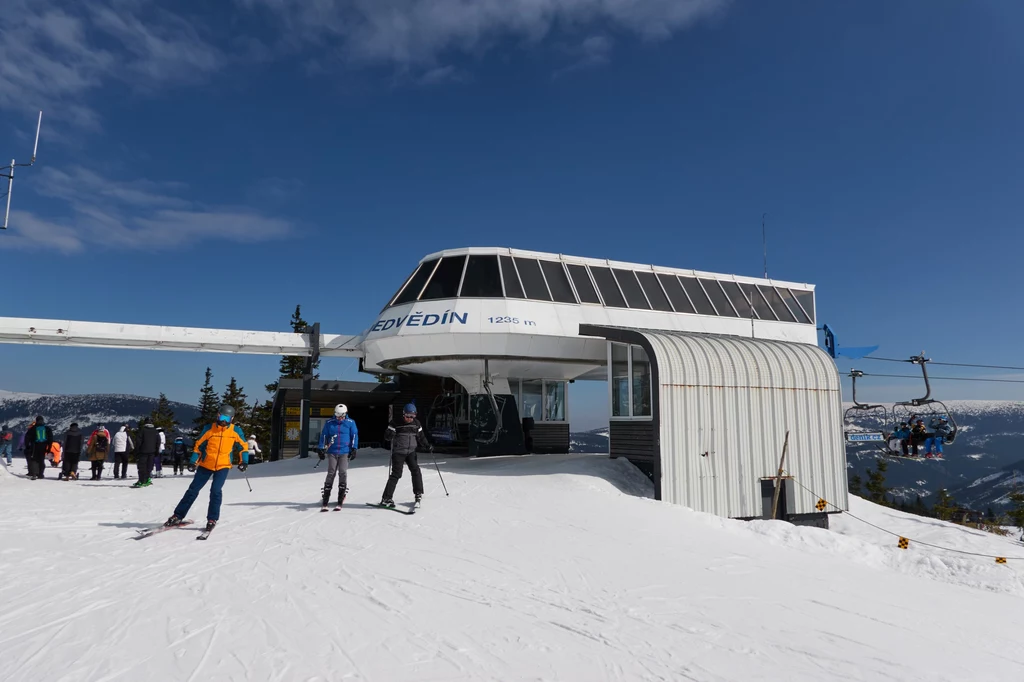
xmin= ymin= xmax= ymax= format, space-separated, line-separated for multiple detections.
xmin=645 ymin=332 xmax=847 ymax=518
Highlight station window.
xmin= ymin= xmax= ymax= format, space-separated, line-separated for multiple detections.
xmin=507 ymin=379 xmax=569 ymax=422
xmin=740 ymin=283 xmax=777 ymax=321
xmin=658 ymin=274 xmax=696 ymax=314
xmin=459 ymin=255 xmax=504 ymax=298
xmin=678 ymin=276 xmax=717 ymax=316
xmin=567 ymin=264 xmax=601 ymax=304
xmin=698 ymin=279 xmax=738 ymax=317
xmin=636 ymin=271 xmax=673 ymax=312
xmin=777 ymin=287 xmax=812 ymax=324
xmin=514 ymin=258 xmax=552 ymax=301
xmin=610 ymin=343 xmax=629 ymax=417
xmin=420 ymin=256 xmax=467 ymax=301
xmin=792 ymin=289 xmax=816 ymax=323
xmin=720 ymin=280 xmax=754 ymax=318
xmin=613 ymin=270 xmax=651 ymax=309
xmin=545 ymin=381 xmax=566 ymax=421
xmin=609 ymin=343 xmax=651 ymax=420
xmin=540 ymin=261 xmax=578 ymax=304
xmin=631 ymin=345 xmax=652 ymax=417
xmin=392 ymin=259 xmax=438 ymax=306
xmin=590 ymin=267 xmax=627 ymax=308
xmin=757 ymin=285 xmax=797 ymax=322
xmin=384 ymin=267 xmax=417 ymax=310
xmin=500 ymin=256 xmax=525 ymax=299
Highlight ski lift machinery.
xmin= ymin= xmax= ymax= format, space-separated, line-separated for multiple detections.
xmin=891 ymin=353 xmax=959 ymax=445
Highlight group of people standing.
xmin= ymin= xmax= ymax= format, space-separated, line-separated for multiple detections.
xmin=1 ymin=417 xmax=262 ymax=486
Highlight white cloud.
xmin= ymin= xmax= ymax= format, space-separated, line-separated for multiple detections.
xmin=0 ymin=0 xmax=224 ymax=128
xmin=240 ymin=0 xmax=728 ymax=72
xmin=0 ymin=166 xmax=291 ymax=253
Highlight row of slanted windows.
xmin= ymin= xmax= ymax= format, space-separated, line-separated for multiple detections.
xmin=385 ymin=254 xmax=815 ymax=324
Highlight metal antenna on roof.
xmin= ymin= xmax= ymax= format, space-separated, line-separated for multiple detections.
xmin=762 ymin=212 xmax=768 ymax=279
xmin=2 ymin=111 xmax=43 ymax=230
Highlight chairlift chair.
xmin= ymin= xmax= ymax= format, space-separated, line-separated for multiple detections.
xmin=891 ymin=353 xmax=958 ymax=446
xmin=843 ymin=370 xmax=891 ymax=451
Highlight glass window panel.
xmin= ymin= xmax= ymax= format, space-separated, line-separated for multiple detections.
xmin=419 ymin=256 xmax=466 ymax=301
xmin=758 ymin=285 xmax=797 ymax=322
xmin=591 ymin=267 xmax=627 ymax=308
xmin=540 ymin=261 xmax=577 ymax=304
xmin=521 ymin=380 xmax=544 ymax=421
xmin=636 ymin=271 xmax=673 ymax=312
xmin=384 ymin=267 xmax=417 ymax=310
xmin=510 ymin=380 xmax=521 ymax=414
xmin=499 ymin=256 xmax=525 ymax=299
xmin=393 ymin=259 xmax=438 ymax=305
xmin=698 ymin=279 xmax=738 ymax=317
xmin=567 ymin=264 xmax=601 ymax=304
xmin=613 ymin=269 xmax=651 ymax=309
xmin=544 ymin=381 xmax=566 ymax=421
xmin=459 ymin=255 xmax=503 ymax=298
xmin=778 ymin=288 xmax=812 ymax=323
xmin=792 ymin=289 xmax=816 ymax=323
xmin=658 ymin=274 xmax=696 ymax=314
xmin=631 ymin=345 xmax=652 ymax=417
xmin=679 ymin=277 xmax=717 ymax=315
xmin=611 ymin=344 xmax=629 ymax=418
xmin=740 ymin=283 xmax=777 ymax=320
xmin=513 ymin=258 xmax=552 ymax=301
xmin=308 ymin=419 xmax=322 ymax=449
xmin=720 ymin=281 xmax=754 ymax=318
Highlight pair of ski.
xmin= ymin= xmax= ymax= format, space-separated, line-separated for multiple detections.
xmin=134 ymin=519 xmax=214 ymax=541
xmin=365 ymin=501 xmax=419 ymax=515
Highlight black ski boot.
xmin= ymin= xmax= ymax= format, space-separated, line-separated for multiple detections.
xmin=334 ymin=487 xmax=347 ymax=511
xmin=163 ymin=515 xmax=183 ymax=527
xmin=380 ymin=498 xmax=395 ymax=509
xmin=414 ymin=493 xmax=422 ymax=508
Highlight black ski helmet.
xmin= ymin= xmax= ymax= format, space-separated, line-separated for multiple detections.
xmin=218 ymin=405 xmax=236 ymax=421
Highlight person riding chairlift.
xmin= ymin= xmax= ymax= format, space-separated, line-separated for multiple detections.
xmin=889 ymin=422 xmax=911 ymax=456
xmin=909 ymin=419 xmax=929 ymax=457
xmin=925 ymin=416 xmax=953 ymax=458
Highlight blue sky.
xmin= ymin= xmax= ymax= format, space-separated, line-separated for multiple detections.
xmin=1 ymin=0 xmax=1023 ymax=429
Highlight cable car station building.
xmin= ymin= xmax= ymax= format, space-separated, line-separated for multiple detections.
xmin=0 ymin=246 xmax=847 ymax=525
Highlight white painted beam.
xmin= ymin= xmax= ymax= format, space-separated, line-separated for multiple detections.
xmin=0 ymin=317 xmax=363 ymax=357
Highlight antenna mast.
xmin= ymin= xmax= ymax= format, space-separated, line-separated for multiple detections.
xmin=2 ymin=111 xmax=43 ymax=230
xmin=762 ymin=212 xmax=768 ymax=279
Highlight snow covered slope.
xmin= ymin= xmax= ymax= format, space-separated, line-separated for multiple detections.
xmin=1 ymin=453 xmax=1023 ymax=681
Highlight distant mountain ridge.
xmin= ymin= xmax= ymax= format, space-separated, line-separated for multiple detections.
xmin=0 ymin=391 xmax=200 ymax=436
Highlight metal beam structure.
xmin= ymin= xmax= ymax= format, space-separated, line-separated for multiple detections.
xmin=0 ymin=317 xmax=363 ymax=358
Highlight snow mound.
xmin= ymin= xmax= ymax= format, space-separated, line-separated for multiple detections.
xmin=1 ymin=452 xmax=1022 ymax=681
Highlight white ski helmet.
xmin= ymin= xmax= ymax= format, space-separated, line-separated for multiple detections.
xmin=334 ymin=404 xmax=348 ymax=418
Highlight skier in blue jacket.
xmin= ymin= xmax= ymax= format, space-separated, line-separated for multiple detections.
xmin=317 ymin=404 xmax=358 ymax=511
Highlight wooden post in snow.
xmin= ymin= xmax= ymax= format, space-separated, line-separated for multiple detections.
xmin=771 ymin=430 xmax=790 ymax=520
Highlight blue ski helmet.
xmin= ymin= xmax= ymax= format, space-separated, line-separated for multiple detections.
xmin=403 ymin=403 xmax=417 ymax=415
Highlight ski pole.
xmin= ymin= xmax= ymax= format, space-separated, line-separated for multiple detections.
xmin=429 ymin=448 xmax=449 ymax=496
xmin=244 ymin=470 xmax=252 ymax=492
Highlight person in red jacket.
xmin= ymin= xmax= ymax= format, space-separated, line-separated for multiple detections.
xmin=86 ymin=425 xmax=112 ymax=480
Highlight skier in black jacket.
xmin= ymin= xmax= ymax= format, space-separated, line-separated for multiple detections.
xmin=61 ymin=423 xmax=84 ymax=480
xmin=379 ymin=403 xmax=432 ymax=508
xmin=133 ymin=418 xmax=161 ymax=488
xmin=23 ymin=416 xmax=53 ymax=480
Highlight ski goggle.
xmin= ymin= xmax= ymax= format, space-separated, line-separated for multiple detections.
xmin=217 ymin=413 xmax=232 ymax=424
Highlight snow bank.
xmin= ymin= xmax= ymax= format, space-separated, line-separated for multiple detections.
xmin=1 ymin=452 xmax=1022 ymax=682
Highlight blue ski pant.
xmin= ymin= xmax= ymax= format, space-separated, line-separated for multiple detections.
xmin=0 ymin=443 xmax=11 ymax=465
xmin=174 ymin=467 xmax=230 ymax=522
xmin=925 ymin=437 xmax=944 ymax=455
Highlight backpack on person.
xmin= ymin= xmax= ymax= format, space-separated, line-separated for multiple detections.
xmin=95 ymin=432 xmax=109 ymax=453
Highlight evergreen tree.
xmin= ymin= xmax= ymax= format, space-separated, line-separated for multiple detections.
xmin=848 ymin=473 xmax=863 ymax=496
xmin=986 ymin=507 xmax=997 ymax=522
xmin=149 ymin=393 xmax=179 ymax=432
xmin=265 ymin=305 xmax=319 ymax=394
xmin=913 ymin=494 xmax=929 ymax=517
xmin=248 ymin=399 xmax=273 ymax=457
xmin=221 ymin=378 xmax=250 ymax=430
xmin=933 ymin=488 xmax=956 ymax=521
xmin=864 ymin=459 xmax=890 ymax=505
xmin=1006 ymin=491 xmax=1024 ymax=539
xmin=194 ymin=367 xmax=220 ymax=433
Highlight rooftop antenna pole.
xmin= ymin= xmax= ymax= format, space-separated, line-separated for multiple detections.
xmin=2 ymin=111 xmax=43 ymax=230
xmin=762 ymin=212 xmax=768 ymax=279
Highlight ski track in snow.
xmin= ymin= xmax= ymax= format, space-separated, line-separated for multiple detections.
xmin=1 ymin=453 xmax=1024 ymax=681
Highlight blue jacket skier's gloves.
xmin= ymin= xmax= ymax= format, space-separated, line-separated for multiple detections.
xmin=187 ymin=462 xmax=197 ymax=473
xmin=238 ymin=463 xmax=247 ymax=472
xmin=348 ymin=447 xmax=357 ymax=461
